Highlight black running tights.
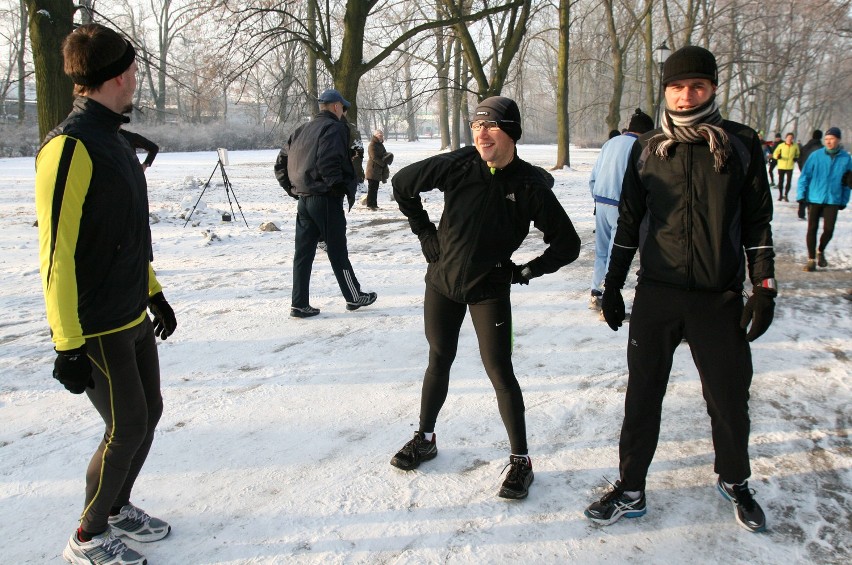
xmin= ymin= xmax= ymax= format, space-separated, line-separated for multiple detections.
xmin=418 ymin=286 xmax=527 ymax=454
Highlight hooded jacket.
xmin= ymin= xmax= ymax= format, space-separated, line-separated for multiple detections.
xmin=35 ymin=97 xmax=161 ymax=351
xmin=606 ymin=120 xmax=775 ymax=293
xmin=392 ymin=146 xmax=580 ymax=303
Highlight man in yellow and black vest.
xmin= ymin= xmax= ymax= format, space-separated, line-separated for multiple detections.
xmin=36 ymin=23 xmax=177 ymax=565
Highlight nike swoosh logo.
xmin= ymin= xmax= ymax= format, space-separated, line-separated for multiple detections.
xmin=496 ymin=322 xmax=505 ymax=326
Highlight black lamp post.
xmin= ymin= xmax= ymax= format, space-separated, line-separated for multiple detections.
xmin=654 ymin=42 xmax=671 ymax=127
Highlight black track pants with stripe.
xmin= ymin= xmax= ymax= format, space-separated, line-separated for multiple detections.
xmin=292 ymin=194 xmax=363 ymax=307
xmin=618 ymin=285 xmax=753 ymax=491
xmin=418 ymin=285 xmax=528 ymax=455
xmin=81 ymin=317 xmax=162 ymax=533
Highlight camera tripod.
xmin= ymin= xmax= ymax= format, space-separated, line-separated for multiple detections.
xmin=184 ymin=154 xmax=248 ymax=228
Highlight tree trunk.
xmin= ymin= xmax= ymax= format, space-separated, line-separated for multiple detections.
xmin=451 ymin=37 xmax=462 ymax=150
xmin=306 ymin=0 xmax=318 ymax=115
xmin=553 ymin=0 xmax=570 ymax=169
xmin=26 ymin=0 xmax=74 ymax=140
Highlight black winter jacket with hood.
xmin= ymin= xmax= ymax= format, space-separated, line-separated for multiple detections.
xmin=606 ymin=120 xmax=775 ymax=293
xmin=392 ymin=146 xmax=581 ymax=303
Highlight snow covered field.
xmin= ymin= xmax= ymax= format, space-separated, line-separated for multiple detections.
xmin=1 ymin=139 xmax=849 ymax=564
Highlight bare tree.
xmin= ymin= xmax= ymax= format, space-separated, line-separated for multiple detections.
xmin=26 ymin=0 xmax=74 ymax=140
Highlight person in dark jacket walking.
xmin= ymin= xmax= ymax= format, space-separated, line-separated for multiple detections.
xmin=389 ymin=96 xmax=581 ymax=500
xmin=796 ymin=130 xmax=824 ymax=219
xmin=274 ymin=88 xmax=377 ymax=318
xmin=36 ymin=24 xmax=177 ymax=565
xmin=364 ymin=129 xmax=392 ymax=210
xmin=584 ymin=46 xmax=776 ymax=534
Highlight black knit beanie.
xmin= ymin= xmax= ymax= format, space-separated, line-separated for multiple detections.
xmin=627 ymin=108 xmax=654 ymax=134
xmin=662 ymin=46 xmax=718 ymax=86
xmin=473 ymin=96 xmax=522 ymax=141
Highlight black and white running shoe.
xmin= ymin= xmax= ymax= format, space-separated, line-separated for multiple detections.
xmin=498 ymin=455 xmax=534 ymax=499
xmin=290 ymin=305 xmax=320 ymax=318
xmin=346 ymin=291 xmax=377 ymax=311
xmin=108 ymin=504 xmax=170 ymax=542
xmin=390 ymin=431 xmax=437 ymax=470
xmin=584 ymin=480 xmax=647 ymax=525
xmin=717 ymin=478 xmax=767 ymax=533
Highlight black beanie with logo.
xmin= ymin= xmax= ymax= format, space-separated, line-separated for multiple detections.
xmin=474 ymin=96 xmax=522 ymax=141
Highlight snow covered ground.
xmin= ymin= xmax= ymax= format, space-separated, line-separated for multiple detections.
xmin=1 ymin=139 xmax=849 ymax=564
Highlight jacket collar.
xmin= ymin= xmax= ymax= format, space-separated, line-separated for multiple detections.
xmin=73 ymin=96 xmax=131 ymax=130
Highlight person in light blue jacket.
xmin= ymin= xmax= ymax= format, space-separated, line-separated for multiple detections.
xmin=797 ymin=126 xmax=852 ymax=271
xmin=588 ymin=109 xmax=654 ymax=314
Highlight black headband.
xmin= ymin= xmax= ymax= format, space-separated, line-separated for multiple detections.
xmin=70 ymin=40 xmax=136 ymax=87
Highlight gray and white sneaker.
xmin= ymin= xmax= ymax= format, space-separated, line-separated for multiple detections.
xmin=108 ymin=504 xmax=171 ymax=542
xmin=63 ymin=528 xmax=146 ymax=565
xmin=346 ymin=291 xmax=377 ymax=311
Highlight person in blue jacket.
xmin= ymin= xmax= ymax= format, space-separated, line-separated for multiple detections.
xmin=797 ymin=127 xmax=852 ymax=271
xmin=588 ymin=108 xmax=654 ymax=316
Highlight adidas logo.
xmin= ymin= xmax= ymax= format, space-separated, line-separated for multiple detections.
xmin=506 ymin=193 xmax=516 ymax=201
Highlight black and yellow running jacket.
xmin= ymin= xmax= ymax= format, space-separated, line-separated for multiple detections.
xmin=36 ymin=97 xmax=161 ymax=352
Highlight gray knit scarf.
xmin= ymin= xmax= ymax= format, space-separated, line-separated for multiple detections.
xmin=648 ymin=95 xmax=731 ymax=172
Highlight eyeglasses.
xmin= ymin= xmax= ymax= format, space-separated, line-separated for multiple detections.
xmin=469 ymin=120 xmax=515 ymax=131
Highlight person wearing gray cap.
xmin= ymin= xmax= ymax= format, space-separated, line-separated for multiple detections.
xmin=275 ymin=88 xmax=377 ymax=317
xmin=389 ymin=96 xmax=581 ymax=500
xmin=36 ymin=23 xmax=175 ymax=565
xmin=797 ymin=126 xmax=852 ymax=271
xmin=585 ymin=46 xmax=775 ymax=533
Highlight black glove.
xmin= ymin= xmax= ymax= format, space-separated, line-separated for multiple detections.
xmin=510 ymin=262 xmax=531 ymax=285
xmin=418 ymin=229 xmax=440 ymax=263
xmin=740 ymin=285 xmax=776 ymax=342
xmin=53 ymin=346 xmax=93 ymax=394
xmin=149 ymin=292 xmax=177 ymax=340
xmin=601 ymin=285 xmax=626 ymax=331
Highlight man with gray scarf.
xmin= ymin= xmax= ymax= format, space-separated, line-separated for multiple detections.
xmin=584 ymin=46 xmax=775 ymax=533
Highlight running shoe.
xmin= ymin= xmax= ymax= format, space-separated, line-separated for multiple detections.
xmin=390 ymin=431 xmax=437 ymax=470
xmin=108 ymin=504 xmax=171 ymax=542
xmin=346 ymin=291 xmax=377 ymax=311
xmin=584 ymin=480 xmax=647 ymax=525
xmin=717 ymin=479 xmax=767 ymax=533
xmin=63 ymin=528 xmax=146 ymax=565
xmin=498 ymin=455 xmax=534 ymax=499
xmin=290 ymin=305 xmax=320 ymax=318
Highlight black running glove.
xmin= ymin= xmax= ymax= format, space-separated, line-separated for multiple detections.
xmin=149 ymin=292 xmax=177 ymax=340
xmin=510 ymin=262 xmax=531 ymax=285
xmin=53 ymin=346 xmax=93 ymax=394
xmin=418 ymin=228 xmax=440 ymax=263
xmin=601 ymin=285 xmax=626 ymax=331
xmin=740 ymin=286 xmax=776 ymax=342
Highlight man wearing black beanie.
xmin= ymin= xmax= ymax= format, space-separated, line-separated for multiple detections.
xmin=389 ymin=96 xmax=581 ymax=500
xmin=585 ymin=46 xmax=775 ymax=534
